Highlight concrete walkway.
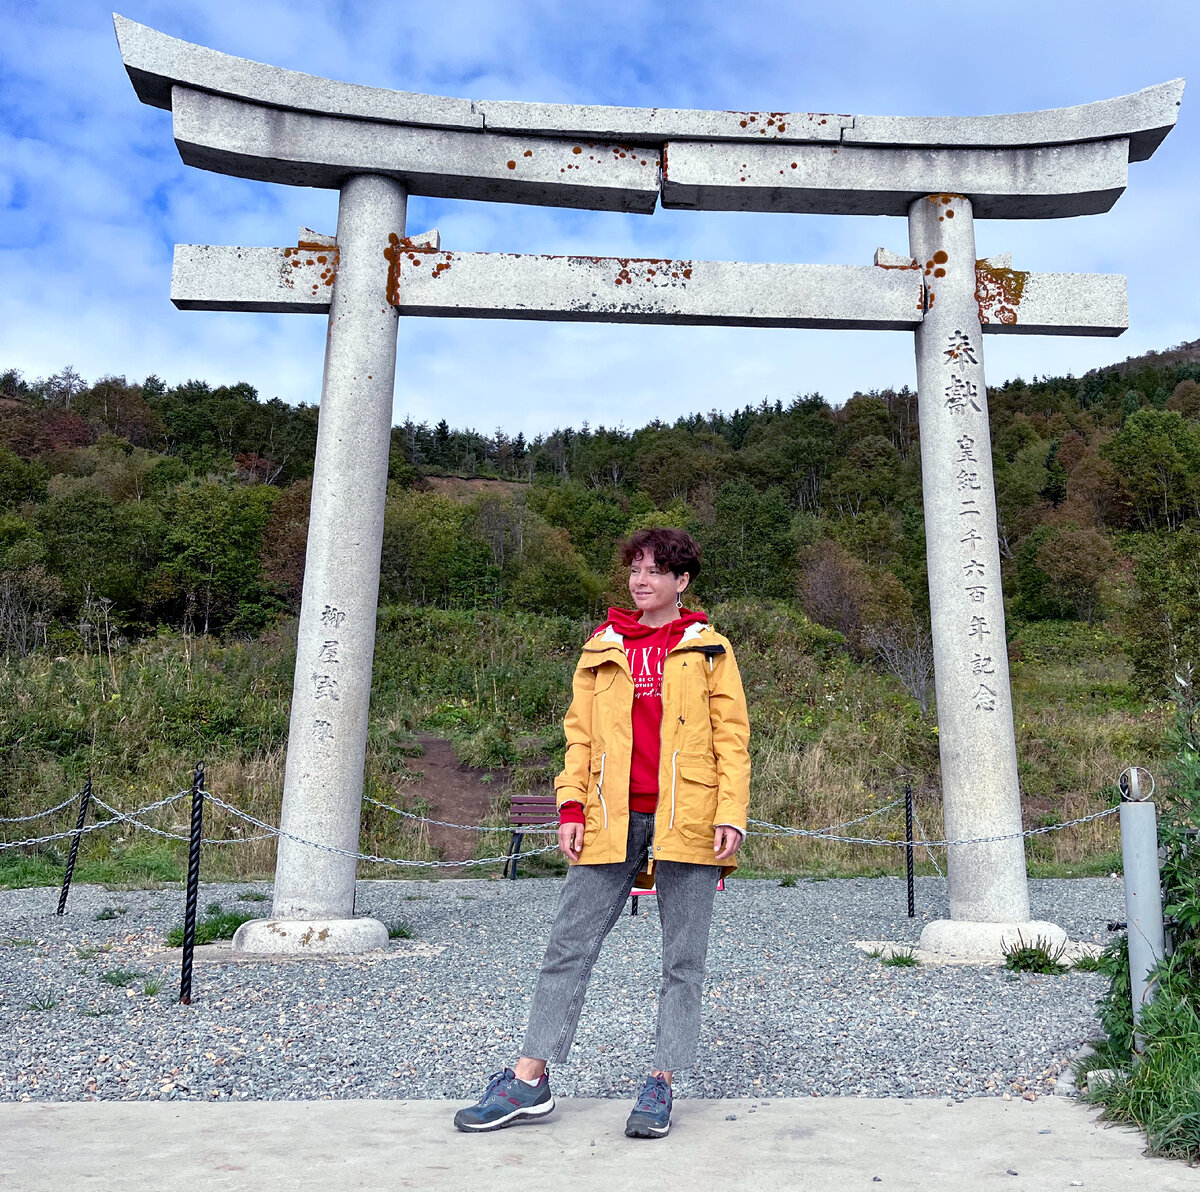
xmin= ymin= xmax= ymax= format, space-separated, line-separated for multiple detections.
xmin=2 ymin=1097 xmax=1196 ymax=1191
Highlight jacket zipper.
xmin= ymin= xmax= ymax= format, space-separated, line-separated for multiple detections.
xmin=596 ymin=751 xmax=608 ymax=829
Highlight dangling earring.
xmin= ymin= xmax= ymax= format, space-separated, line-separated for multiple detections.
xmin=676 ymin=594 xmax=684 ymax=608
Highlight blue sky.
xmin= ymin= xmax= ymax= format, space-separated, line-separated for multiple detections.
xmin=1 ymin=1 xmax=1196 ymax=436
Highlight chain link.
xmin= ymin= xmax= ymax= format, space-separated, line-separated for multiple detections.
xmin=748 ymin=796 xmax=904 ymax=839
xmin=0 ymin=791 xmax=189 ymax=852
xmin=0 ymin=785 xmax=1121 ymax=862
xmin=0 ymin=792 xmax=84 ymax=824
xmin=748 ymin=805 xmax=1118 ymax=849
xmin=207 ymin=794 xmax=560 ymax=868
xmin=911 ymin=805 xmax=945 ymax=878
xmin=90 ymin=794 xmax=276 ymax=846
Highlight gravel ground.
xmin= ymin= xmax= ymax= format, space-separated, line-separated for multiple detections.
xmin=0 ymin=876 xmax=1121 ymax=1104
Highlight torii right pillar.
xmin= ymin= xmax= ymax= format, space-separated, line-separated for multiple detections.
xmin=910 ymin=193 xmax=1060 ymax=954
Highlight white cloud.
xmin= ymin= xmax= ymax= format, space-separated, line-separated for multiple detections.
xmin=1 ymin=0 xmax=1196 ymax=432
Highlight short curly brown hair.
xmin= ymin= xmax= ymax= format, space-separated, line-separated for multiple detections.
xmin=619 ymin=528 xmax=701 ymax=581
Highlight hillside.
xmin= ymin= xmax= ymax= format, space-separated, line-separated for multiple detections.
xmin=2 ymin=341 xmax=1199 ymax=876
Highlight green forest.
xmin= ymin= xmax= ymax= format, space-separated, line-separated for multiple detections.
xmin=4 ymin=340 xmax=1200 ymax=880
xmin=5 ymin=343 xmax=1200 ymax=687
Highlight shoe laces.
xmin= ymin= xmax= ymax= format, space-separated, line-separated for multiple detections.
xmin=481 ymin=1069 xmax=515 ymax=1100
xmin=635 ymin=1076 xmax=670 ymax=1112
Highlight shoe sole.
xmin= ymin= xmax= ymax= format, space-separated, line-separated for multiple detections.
xmin=624 ymin=1115 xmax=670 ymax=1139
xmin=454 ymin=1096 xmax=556 ymax=1133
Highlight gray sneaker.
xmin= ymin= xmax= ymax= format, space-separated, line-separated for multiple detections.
xmin=453 ymin=1068 xmax=555 ymax=1133
xmin=624 ymin=1074 xmax=672 ymax=1138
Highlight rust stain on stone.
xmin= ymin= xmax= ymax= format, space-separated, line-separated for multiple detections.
xmin=597 ymin=257 xmax=694 ymax=287
xmin=282 ymin=240 xmax=339 ymax=298
xmin=386 ymin=233 xmax=456 ymax=303
xmin=975 ymin=259 xmax=1028 ymax=326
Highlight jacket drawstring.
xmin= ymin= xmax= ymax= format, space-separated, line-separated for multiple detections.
xmin=596 ymin=752 xmax=608 ymax=829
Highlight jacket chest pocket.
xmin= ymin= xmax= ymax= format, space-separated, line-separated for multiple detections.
xmin=670 ymin=659 xmax=709 ymax=727
xmin=588 ymin=663 xmax=621 ymax=744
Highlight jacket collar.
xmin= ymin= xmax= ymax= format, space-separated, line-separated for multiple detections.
xmin=581 ymin=619 xmax=712 ymax=659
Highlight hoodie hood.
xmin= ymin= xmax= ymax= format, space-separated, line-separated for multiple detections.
xmin=594 ymin=606 xmax=709 ymax=642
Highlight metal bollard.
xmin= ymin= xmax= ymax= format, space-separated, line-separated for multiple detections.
xmin=904 ymin=784 xmax=915 ymax=918
xmin=179 ymin=762 xmax=205 ymax=1006
xmin=56 ymin=777 xmax=94 ymax=916
xmin=1118 ymin=765 xmax=1166 ymax=1049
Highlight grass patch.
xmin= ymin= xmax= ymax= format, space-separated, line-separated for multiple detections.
xmin=94 ymin=906 xmax=127 ymax=921
xmin=387 ymin=920 xmax=415 ymax=940
xmin=3 ymin=937 xmax=36 ymax=947
xmin=1073 ymin=952 xmax=1104 ymax=972
xmin=164 ymin=908 xmax=256 ymax=948
xmin=74 ymin=943 xmax=111 ymax=960
xmin=101 ymin=968 xmax=140 ymax=987
xmin=24 ymin=993 xmax=58 ymax=1011
xmin=237 ymin=890 xmax=269 ymax=901
xmin=779 ymin=876 xmax=797 ymax=888
xmin=0 ymin=843 xmax=184 ymax=891
xmin=1025 ymin=852 xmax=1122 ymax=879
xmin=142 ymin=975 xmax=165 ymax=996
xmin=881 ymin=947 xmax=919 ymax=968
xmin=1003 ymin=933 xmax=1069 ymax=975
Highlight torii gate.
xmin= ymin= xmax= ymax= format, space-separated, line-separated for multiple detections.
xmin=115 ymin=15 xmax=1182 ymax=956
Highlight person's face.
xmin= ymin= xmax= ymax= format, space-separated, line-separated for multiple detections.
xmin=628 ymin=551 xmax=688 ymax=617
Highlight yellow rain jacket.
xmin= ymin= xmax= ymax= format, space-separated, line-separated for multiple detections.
xmin=554 ymin=619 xmax=751 ymax=875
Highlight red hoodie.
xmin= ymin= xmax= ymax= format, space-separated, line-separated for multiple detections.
xmin=560 ymin=606 xmax=709 ymax=825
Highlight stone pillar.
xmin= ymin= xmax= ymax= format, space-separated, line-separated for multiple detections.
xmin=234 ymin=174 xmax=406 ymax=954
xmin=908 ymin=193 xmax=1063 ymax=955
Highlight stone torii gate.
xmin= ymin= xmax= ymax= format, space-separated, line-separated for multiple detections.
xmin=115 ymin=16 xmax=1182 ymax=956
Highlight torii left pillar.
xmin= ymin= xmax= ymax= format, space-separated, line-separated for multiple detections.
xmin=234 ymin=173 xmax=406 ymax=954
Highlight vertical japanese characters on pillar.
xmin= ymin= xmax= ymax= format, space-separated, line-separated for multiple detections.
xmin=941 ymin=328 xmax=999 ymax=716
xmin=312 ymin=605 xmax=346 ymax=754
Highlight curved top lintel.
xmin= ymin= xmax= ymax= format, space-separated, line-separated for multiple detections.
xmin=114 ymin=14 xmax=1183 ymax=160
xmin=113 ymin=14 xmax=481 ymax=130
xmin=847 ymin=79 xmax=1184 ymax=163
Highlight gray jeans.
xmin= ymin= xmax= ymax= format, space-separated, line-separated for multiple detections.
xmin=522 ymin=811 xmax=720 ymax=1072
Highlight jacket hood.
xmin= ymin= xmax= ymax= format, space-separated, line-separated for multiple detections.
xmin=594 ymin=606 xmax=709 ymax=642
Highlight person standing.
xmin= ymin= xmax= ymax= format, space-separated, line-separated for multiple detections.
xmin=454 ymin=528 xmax=751 ymax=1139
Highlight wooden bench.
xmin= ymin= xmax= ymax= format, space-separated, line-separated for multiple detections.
xmin=504 ymin=793 xmax=559 ymax=879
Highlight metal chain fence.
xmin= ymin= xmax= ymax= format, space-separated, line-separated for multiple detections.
xmin=2 ymin=780 xmax=1120 ymax=863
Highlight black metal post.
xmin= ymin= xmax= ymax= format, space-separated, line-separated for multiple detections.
xmin=904 ymin=783 xmax=915 ymax=918
xmin=507 ymin=831 xmax=524 ymax=880
xmin=179 ymin=762 xmax=205 ymax=1005
xmin=56 ymin=777 xmax=93 ymax=916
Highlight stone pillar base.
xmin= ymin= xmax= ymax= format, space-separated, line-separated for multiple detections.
xmin=231 ymin=917 xmax=388 ymax=955
xmin=919 ymin=919 xmax=1068 ymax=959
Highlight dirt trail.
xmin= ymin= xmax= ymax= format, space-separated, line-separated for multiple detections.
xmin=398 ymin=734 xmax=502 ymax=863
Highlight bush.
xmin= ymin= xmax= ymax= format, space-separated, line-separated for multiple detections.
xmin=1002 ymin=933 xmax=1068 ymax=975
xmin=1085 ymin=674 xmax=1200 ymax=1161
